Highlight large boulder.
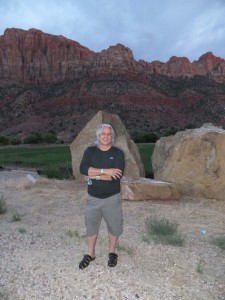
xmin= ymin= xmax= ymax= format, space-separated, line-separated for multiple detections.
xmin=70 ymin=111 xmax=145 ymax=180
xmin=152 ymin=123 xmax=225 ymax=200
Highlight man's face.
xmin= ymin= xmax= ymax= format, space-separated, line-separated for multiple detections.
xmin=99 ymin=127 xmax=113 ymax=147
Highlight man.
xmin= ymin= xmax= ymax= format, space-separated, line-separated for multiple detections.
xmin=79 ymin=123 xmax=125 ymax=269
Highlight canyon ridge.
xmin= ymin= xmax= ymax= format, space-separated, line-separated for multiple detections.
xmin=1 ymin=28 xmax=225 ymax=142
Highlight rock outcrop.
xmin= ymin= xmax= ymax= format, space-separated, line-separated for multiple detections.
xmin=0 ymin=28 xmax=94 ymax=83
xmin=152 ymin=123 xmax=225 ymax=200
xmin=70 ymin=111 xmax=145 ymax=180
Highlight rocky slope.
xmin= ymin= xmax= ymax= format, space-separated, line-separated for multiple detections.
xmin=1 ymin=28 xmax=225 ymax=142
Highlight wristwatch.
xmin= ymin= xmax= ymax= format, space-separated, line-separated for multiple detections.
xmin=95 ymin=175 xmax=101 ymax=180
xmin=100 ymin=168 xmax=104 ymax=174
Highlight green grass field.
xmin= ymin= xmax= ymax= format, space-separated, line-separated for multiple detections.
xmin=0 ymin=143 xmax=155 ymax=179
xmin=0 ymin=145 xmax=72 ymax=179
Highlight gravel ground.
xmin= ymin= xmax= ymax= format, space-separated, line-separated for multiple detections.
xmin=0 ymin=170 xmax=225 ymax=300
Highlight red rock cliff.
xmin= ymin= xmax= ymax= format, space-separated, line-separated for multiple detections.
xmin=1 ymin=28 xmax=225 ymax=141
xmin=1 ymin=28 xmax=225 ymax=84
xmin=0 ymin=28 xmax=94 ymax=83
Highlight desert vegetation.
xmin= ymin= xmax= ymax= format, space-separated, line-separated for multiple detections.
xmin=142 ymin=215 xmax=185 ymax=246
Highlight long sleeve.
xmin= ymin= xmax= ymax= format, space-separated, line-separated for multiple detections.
xmin=80 ymin=148 xmax=91 ymax=176
xmin=79 ymin=146 xmax=125 ymax=198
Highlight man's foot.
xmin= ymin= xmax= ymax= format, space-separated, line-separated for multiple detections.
xmin=79 ymin=254 xmax=95 ymax=269
xmin=108 ymin=253 xmax=118 ymax=267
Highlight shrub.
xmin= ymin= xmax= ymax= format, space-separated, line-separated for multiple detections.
xmin=43 ymin=165 xmax=73 ymax=179
xmin=116 ymin=243 xmax=134 ymax=255
xmin=23 ymin=133 xmax=42 ymax=144
xmin=196 ymin=259 xmax=204 ymax=274
xmin=66 ymin=230 xmax=80 ymax=238
xmin=184 ymin=124 xmax=196 ymax=130
xmin=23 ymin=132 xmax=57 ymax=144
xmin=0 ymin=136 xmax=9 ymax=146
xmin=211 ymin=236 xmax=225 ymax=251
xmin=10 ymin=137 xmax=22 ymax=145
xmin=143 ymin=215 xmax=184 ymax=246
xmin=0 ymin=195 xmax=7 ymax=214
xmin=11 ymin=212 xmax=22 ymax=222
xmin=133 ymin=132 xmax=158 ymax=143
xmin=163 ymin=128 xmax=178 ymax=137
xmin=42 ymin=133 xmax=57 ymax=143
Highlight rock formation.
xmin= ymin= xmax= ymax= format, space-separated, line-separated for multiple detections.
xmin=1 ymin=28 xmax=225 ymax=84
xmin=70 ymin=110 xmax=145 ymax=180
xmin=1 ymin=28 xmax=225 ymax=141
xmin=152 ymin=123 xmax=225 ymax=200
xmin=0 ymin=28 xmax=94 ymax=83
xmin=121 ymin=177 xmax=180 ymax=201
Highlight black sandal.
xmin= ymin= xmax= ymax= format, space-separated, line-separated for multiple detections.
xmin=79 ymin=254 xmax=95 ymax=269
xmin=108 ymin=253 xmax=118 ymax=267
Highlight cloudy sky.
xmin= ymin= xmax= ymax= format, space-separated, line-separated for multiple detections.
xmin=0 ymin=0 xmax=225 ymax=62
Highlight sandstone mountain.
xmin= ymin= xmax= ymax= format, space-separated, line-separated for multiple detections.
xmin=1 ymin=28 xmax=225 ymax=142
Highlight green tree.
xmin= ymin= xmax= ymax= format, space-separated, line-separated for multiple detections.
xmin=42 ymin=133 xmax=57 ymax=143
xmin=133 ymin=132 xmax=158 ymax=143
xmin=10 ymin=137 xmax=22 ymax=145
xmin=0 ymin=136 xmax=9 ymax=145
xmin=23 ymin=133 xmax=42 ymax=144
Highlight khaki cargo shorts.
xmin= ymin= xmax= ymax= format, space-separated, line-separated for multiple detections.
xmin=85 ymin=193 xmax=123 ymax=237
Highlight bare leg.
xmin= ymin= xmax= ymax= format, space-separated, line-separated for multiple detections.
xmin=87 ymin=234 xmax=98 ymax=258
xmin=108 ymin=233 xmax=119 ymax=267
xmin=108 ymin=232 xmax=119 ymax=253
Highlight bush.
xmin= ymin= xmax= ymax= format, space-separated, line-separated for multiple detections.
xmin=184 ymin=124 xmax=196 ymax=130
xmin=163 ymin=128 xmax=178 ymax=137
xmin=10 ymin=137 xmax=22 ymax=145
xmin=11 ymin=212 xmax=22 ymax=222
xmin=42 ymin=133 xmax=57 ymax=143
xmin=143 ymin=215 xmax=184 ymax=246
xmin=23 ymin=133 xmax=57 ymax=144
xmin=0 ymin=195 xmax=7 ymax=214
xmin=0 ymin=136 xmax=9 ymax=146
xmin=65 ymin=230 xmax=80 ymax=238
xmin=42 ymin=165 xmax=73 ymax=179
xmin=211 ymin=236 xmax=225 ymax=251
xmin=23 ymin=133 xmax=43 ymax=144
xmin=133 ymin=132 xmax=158 ymax=143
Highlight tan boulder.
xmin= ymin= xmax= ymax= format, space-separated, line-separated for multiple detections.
xmin=121 ymin=177 xmax=180 ymax=201
xmin=70 ymin=110 xmax=145 ymax=180
xmin=152 ymin=123 xmax=225 ymax=200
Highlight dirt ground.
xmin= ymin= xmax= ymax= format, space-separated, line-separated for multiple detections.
xmin=0 ymin=169 xmax=225 ymax=300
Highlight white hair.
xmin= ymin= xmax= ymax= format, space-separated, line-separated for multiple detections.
xmin=95 ymin=124 xmax=115 ymax=145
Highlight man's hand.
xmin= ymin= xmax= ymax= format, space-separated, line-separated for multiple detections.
xmin=104 ymin=168 xmax=123 ymax=179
